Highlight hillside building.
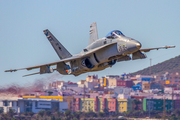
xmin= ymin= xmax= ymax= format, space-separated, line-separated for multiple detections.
xmin=136 ymin=75 xmax=155 ymax=82
xmin=142 ymin=81 xmax=151 ymax=90
xmin=58 ymin=82 xmax=78 ymax=90
xmin=114 ymin=87 xmax=132 ymax=94
xmin=167 ymin=72 xmax=180 ymax=85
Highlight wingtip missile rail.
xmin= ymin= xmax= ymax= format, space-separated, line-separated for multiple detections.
xmin=165 ymin=45 xmax=175 ymax=49
xmin=5 ymin=69 xmax=17 ymax=72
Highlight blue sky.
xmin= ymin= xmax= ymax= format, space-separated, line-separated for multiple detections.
xmin=1 ymin=0 xmax=180 ymax=86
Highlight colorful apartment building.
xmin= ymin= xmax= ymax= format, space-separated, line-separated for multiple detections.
xmin=175 ymin=100 xmax=180 ymax=110
xmin=86 ymin=75 xmax=98 ymax=82
xmin=75 ymin=98 xmax=132 ymax=113
xmin=49 ymin=81 xmax=65 ymax=88
xmin=79 ymin=98 xmax=97 ymax=112
xmin=117 ymin=99 xmax=132 ymax=112
xmin=63 ymin=96 xmax=75 ymax=111
xmin=117 ymin=79 xmax=133 ymax=88
xmin=150 ymin=82 xmax=162 ymax=89
xmin=167 ymin=72 xmax=180 ymax=85
xmin=136 ymin=75 xmax=154 ymax=82
xmin=107 ymin=78 xmax=133 ymax=88
xmin=107 ymin=78 xmax=117 ymax=87
xmin=143 ymin=99 xmax=175 ymax=111
xmin=132 ymin=82 xmax=142 ymax=91
xmin=98 ymin=98 xmax=107 ymax=112
xmin=107 ymin=99 xmax=117 ymax=112
xmin=132 ymin=81 xmax=151 ymax=91
xmin=75 ymin=98 xmax=95 ymax=112
xmin=94 ymin=97 xmax=99 ymax=112
xmin=99 ymin=77 xmax=107 ymax=87
xmin=75 ymin=98 xmax=80 ymax=111
xmin=142 ymin=81 xmax=151 ymax=90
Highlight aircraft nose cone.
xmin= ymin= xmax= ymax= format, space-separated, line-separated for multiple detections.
xmin=136 ymin=42 xmax=142 ymax=49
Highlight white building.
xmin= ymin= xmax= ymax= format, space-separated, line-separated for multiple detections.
xmin=114 ymin=87 xmax=132 ymax=94
xmin=136 ymin=75 xmax=154 ymax=81
xmin=58 ymin=82 xmax=78 ymax=90
xmin=78 ymin=81 xmax=96 ymax=91
xmin=152 ymin=94 xmax=180 ymax=100
xmin=0 ymin=96 xmax=22 ymax=113
xmin=18 ymin=98 xmax=68 ymax=113
xmin=0 ymin=98 xmax=68 ymax=114
xmin=117 ymin=94 xmax=131 ymax=99
xmin=105 ymin=75 xmax=120 ymax=79
xmin=164 ymin=87 xmax=173 ymax=94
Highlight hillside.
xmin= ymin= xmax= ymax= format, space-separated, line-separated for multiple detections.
xmin=131 ymin=55 xmax=180 ymax=75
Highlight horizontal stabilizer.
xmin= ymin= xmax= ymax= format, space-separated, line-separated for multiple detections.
xmin=23 ymin=72 xmax=40 ymax=77
xmin=23 ymin=69 xmax=56 ymax=77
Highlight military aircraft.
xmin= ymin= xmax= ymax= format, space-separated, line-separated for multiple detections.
xmin=5 ymin=22 xmax=175 ymax=77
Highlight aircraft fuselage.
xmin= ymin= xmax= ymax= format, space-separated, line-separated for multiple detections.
xmin=62 ymin=35 xmax=141 ymax=76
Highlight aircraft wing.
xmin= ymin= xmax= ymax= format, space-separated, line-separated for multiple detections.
xmin=140 ymin=45 xmax=175 ymax=52
xmin=5 ymin=42 xmax=117 ymax=73
xmin=4 ymin=55 xmax=80 ymax=72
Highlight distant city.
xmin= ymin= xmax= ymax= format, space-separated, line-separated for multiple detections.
xmin=1 ymin=71 xmax=180 ymax=119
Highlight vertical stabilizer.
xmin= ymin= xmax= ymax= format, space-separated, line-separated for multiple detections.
xmin=89 ymin=22 xmax=98 ymax=45
xmin=43 ymin=29 xmax=72 ymax=59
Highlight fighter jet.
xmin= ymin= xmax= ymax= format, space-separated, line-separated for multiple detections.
xmin=5 ymin=22 xmax=175 ymax=77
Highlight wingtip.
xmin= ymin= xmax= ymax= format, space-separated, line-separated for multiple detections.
xmin=166 ymin=45 xmax=176 ymax=48
xmin=22 ymin=74 xmax=30 ymax=77
xmin=43 ymin=29 xmax=49 ymax=32
xmin=4 ymin=69 xmax=17 ymax=72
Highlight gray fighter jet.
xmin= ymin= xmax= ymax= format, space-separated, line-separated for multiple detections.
xmin=5 ymin=22 xmax=175 ymax=77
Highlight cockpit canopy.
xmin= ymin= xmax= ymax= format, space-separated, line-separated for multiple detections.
xmin=105 ymin=30 xmax=124 ymax=39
